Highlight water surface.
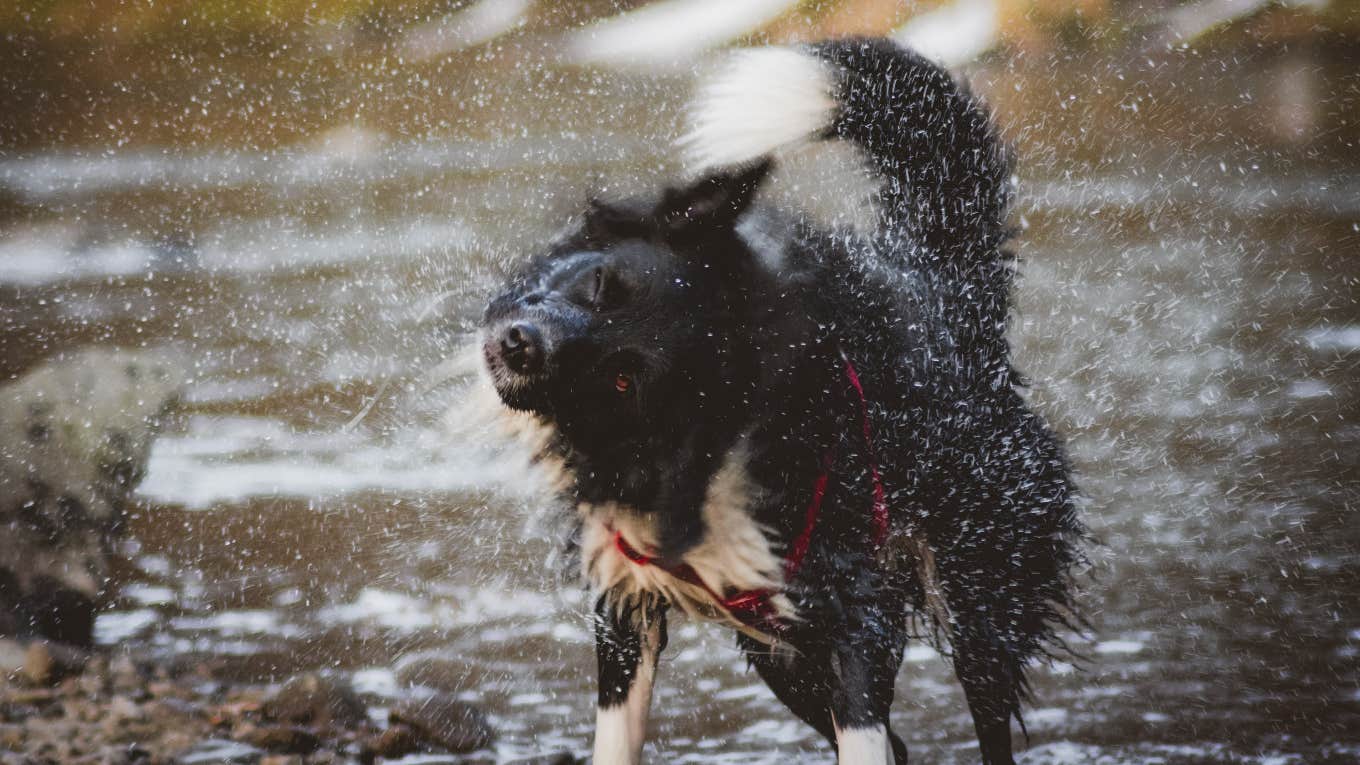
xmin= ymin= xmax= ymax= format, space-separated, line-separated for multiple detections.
xmin=2 ymin=42 xmax=1358 ymax=763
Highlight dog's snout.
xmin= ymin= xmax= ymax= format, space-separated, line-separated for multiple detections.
xmin=500 ymin=322 xmax=544 ymax=374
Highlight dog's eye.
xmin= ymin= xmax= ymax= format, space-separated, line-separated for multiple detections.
xmin=592 ymin=267 xmax=607 ymax=306
xmin=590 ymin=267 xmax=626 ymax=310
xmin=614 ymin=373 xmax=633 ymax=394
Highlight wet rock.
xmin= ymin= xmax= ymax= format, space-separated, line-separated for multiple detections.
xmin=259 ymin=756 xmax=304 ymax=765
xmin=358 ymin=723 xmax=422 ymax=762
xmin=0 ymin=724 xmax=23 ymax=750
xmin=238 ymin=725 xmax=320 ymax=755
xmin=0 ymin=639 xmax=24 ymax=678
xmin=0 ymin=348 xmax=185 ymax=646
xmin=394 ymin=656 xmax=484 ymax=693
xmin=22 ymin=640 xmax=90 ymax=685
xmin=389 ymin=694 xmax=494 ymax=754
xmin=261 ymin=673 xmax=366 ymax=728
xmin=109 ymin=652 xmax=146 ymax=696
xmin=175 ymin=739 xmax=264 ymax=765
xmin=504 ymin=754 xmax=579 ymax=765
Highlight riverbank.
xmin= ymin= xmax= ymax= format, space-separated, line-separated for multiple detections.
xmin=1 ymin=640 xmax=571 ymax=765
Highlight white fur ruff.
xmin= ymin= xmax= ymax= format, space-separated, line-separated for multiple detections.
xmin=471 ymin=346 xmax=796 ymax=640
xmin=580 ymin=444 xmax=796 ymax=641
xmin=681 ymin=46 xmax=837 ymax=171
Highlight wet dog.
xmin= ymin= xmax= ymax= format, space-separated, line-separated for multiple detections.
xmin=479 ymin=38 xmax=1083 ymax=765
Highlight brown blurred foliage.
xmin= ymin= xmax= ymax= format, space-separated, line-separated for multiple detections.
xmin=1 ymin=0 xmax=1356 ymax=44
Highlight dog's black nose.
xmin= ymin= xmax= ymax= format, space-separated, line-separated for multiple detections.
xmin=500 ymin=322 xmax=543 ymax=374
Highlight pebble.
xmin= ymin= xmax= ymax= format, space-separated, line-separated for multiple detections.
xmin=22 ymin=641 xmax=90 ymax=686
xmin=505 ymin=753 xmax=579 ymax=765
xmin=0 ymin=640 xmax=25 ymax=679
xmin=261 ymin=673 xmax=366 ymax=728
xmin=389 ymin=694 xmax=494 ymax=754
xmin=359 ymin=722 xmax=421 ymax=762
xmin=394 ymin=656 xmax=484 ymax=693
xmin=238 ymin=725 xmax=320 ymax=755
xmin=22 ymin=643 xmax=54 ymax=686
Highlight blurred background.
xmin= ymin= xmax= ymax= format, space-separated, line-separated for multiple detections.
xmin=1 ymin=1 xmax=1358 ymax=763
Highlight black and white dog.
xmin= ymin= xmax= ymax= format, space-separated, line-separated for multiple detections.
xmin=478 ymin=38 xmax=1083 ymax=764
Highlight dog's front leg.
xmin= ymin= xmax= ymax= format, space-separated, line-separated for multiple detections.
xmin=593 ymin=595 xmax=668 ymax=765
xmin=830 ymin=630 xmax=908 ymax=764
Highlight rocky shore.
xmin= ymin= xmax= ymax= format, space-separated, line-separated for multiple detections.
xmin=0 ymin=350 xmax=575 ymax=764
xmin=0 ymin=641 xmax=574 ymax=765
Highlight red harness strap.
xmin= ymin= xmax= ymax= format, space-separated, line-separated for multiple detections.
xmin=612 ymin=356 xmax=886 ymax=632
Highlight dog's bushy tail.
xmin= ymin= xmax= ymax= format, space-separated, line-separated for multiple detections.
xmin=683 ymin=37 xmax=1011 ymax=266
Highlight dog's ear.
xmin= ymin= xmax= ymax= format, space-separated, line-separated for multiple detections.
xmin=655 ymin=158 xmax=773 ymax=232
xmin=581 ymin=197 xmax=651 ymax=245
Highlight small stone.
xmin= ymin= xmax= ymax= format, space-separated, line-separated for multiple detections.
xmin=259 ymin=756 xmax=303 ymax=765
xmin=261 ymin=674 xmax=366 ymax=728
xmin=22 ymin=642 xmax=54 ymax=686
xmin=389 ymin=694 xmax=494 ymax=754
xmin=22 ymin=641 xmax=89 ymax=686
xmin=147 ymin=681 xmax=180 ymax=698
xmin=505 ymin=754 xmax=579 ymax=765
xmin=393 ymin=657 xmax=483 ymax=694
xmin=238 ymin=726 xmax=319 ymax=755
xmin=361 ymin=723 xmax=421 ymax=761
xmin=109 ymin=653 xmax=144 ymax=695
xmin=0 ymin=724 xmax=24 ymax=751
xmin=0 ymin=640 xmax=25 ymax=678
xmin=108 ymin=695 xmax=145 ymax=722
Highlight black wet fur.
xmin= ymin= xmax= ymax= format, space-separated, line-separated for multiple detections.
xmin=595 ymin=594 xmax=668 ymax=708
xmin=480 ymin=38 xmax=1085 ymax=764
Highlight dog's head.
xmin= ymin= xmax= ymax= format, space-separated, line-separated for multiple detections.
xmin=482 ymin=160 xmax=772 ymax=438
xmin=480 ymin=161 xmax=772 ymax=516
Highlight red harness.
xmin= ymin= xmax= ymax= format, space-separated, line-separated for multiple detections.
xmin=612 ymin=356 xmax=888 ymax=632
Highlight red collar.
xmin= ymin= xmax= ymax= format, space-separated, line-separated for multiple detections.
xmin=612 ymin=354 xmax=887 ymax=632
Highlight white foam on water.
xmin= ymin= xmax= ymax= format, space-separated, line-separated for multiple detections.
xmin=170 ymin=609 xmax=301 ymax=638
xmin=194 ymin=217 xmax=471 ymax=275
xmin=137 ymin=414 xmax=533 ymax=508
xmin=183 ymin=377 xmax=276 ymax=404
xmin=122 ymin=583 xmax=176 ymax=606
xmin=1025 ymin=707 xmax=1070 ymax=728
xmin=0 ymin=134 xmax=643 ymax=202
xmin=1285 ymin=379 xmax=1332 ymax=399
xmin=739 ymin=717 xmax=812 ymax=745
xmin=95 ymin=609 xmax=162 ymax=645
xmin=1095 ymin=638 xmax=1146 ymax=655
xmin=318 ymin=585 xmax=557 ymax=633
xmin=1302 ymin=325 xmax=1360 ymax=352
xmin=0 ymin=224 xmax=157 ymax=286
xmin=713 ymin=683 xmax=768 ymax=701
xmin=319 ymin=588 xmax=440 ymax=632
xmin=351 ymin=667 xmax=402 ymax=698
xmin=0 ymin=212 xmax=470 ymax=287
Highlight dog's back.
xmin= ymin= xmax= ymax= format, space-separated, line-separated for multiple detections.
xmin=685 ymin=38 xmax=1085 ymax=761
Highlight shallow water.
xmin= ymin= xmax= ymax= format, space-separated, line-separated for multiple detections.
xmin=2 ymin=41 xmax=1359 ymax=763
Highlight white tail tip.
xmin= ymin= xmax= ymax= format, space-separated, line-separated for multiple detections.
xmin=680 ymin=47 xmax=837 ymax=172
